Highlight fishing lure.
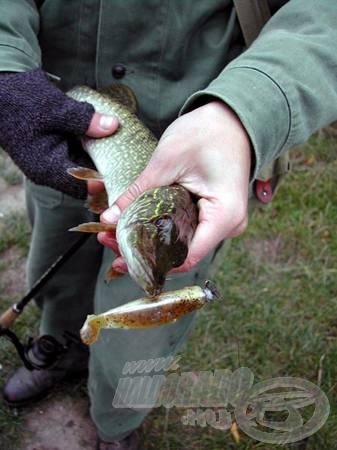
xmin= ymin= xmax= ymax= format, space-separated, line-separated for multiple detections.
xmin=80 ymin=281 xmax=222 ymax=345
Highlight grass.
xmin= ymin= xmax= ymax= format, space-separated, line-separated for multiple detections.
xmin=0 ymin=152 xmax=23 ymax=186
xmin=141 ymin=135 xmax=337 ymax=449
xmin=0 ymin=150 xmax=36 ymax=450
xmin=0 ymin=212 xmax=31 ymax=254
xmin=0 ymin=135 xmax=336 ymax=449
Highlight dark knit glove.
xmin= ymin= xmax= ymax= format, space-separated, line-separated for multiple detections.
xmin=0 ymin=69 xmax=95 ymax=199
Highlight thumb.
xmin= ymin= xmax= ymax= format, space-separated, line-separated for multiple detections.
xmin=101 ymin=158 xmax=169 ymax=224
xmin=86 ymin=112 xmax=119 ymax=138
xmin=101 ymin=171 xmax=153 ymax=224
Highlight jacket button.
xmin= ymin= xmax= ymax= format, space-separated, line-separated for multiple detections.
xmin=112 ymin=64 xmax=126 ymax=79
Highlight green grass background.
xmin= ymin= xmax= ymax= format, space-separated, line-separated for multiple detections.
xmin=0 ymin=135 xmax=336 ymax=449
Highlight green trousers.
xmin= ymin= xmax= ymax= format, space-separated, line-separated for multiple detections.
xmin=25 ymin=180 xmax=214 ymax=441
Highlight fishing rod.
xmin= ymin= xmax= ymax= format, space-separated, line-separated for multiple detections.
xmin=0 ymin=233 xmax=91 ymax=370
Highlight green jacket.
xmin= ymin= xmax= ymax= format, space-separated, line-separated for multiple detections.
xmin=1 ymin=0 xmax=337 ymax=179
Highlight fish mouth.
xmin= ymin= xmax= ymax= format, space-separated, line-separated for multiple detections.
xmin=127 ymin=248 xmax=166 ymax=297
xmin=117 ymin=224 xmax=167 ymax=297
xmin=117 ymin=217 xmax=189 ymax=297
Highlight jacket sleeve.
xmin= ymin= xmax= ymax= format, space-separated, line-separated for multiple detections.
xmin=0 ymin=0 xmax=41 ymax=72
xmin=180 ymin=0 xmax=337 ymax=179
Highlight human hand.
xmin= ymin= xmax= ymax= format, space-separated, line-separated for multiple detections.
xmin=97 ymin=100 xmax=251 ymax=273
xmin=0 ymin=69 xmax=118 ymax=199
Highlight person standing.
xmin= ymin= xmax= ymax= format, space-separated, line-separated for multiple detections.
xmin=1 ymin=1 xmax=337 ymax=448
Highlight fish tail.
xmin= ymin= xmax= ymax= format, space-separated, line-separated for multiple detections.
xmin=80 ymin=315 xmax=101 ymax=345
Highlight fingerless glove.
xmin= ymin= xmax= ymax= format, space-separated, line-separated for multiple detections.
xmin=0 ymin=69 xmax=95 ymax=199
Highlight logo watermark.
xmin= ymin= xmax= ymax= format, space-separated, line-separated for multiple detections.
xmin=112 ymin=356 xmax=329 ymax=444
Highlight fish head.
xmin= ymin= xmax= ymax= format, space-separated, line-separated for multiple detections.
xmin=117 ymin=216 xmax=189 ymax=297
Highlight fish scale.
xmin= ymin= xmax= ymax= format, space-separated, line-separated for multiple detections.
xmin=65 ymin=86 xmax=222 ymax=343
xmin=67 ymin=85 xmax=198 ymax=297
xmin=68 ymin=85 xmax=157 ymax=206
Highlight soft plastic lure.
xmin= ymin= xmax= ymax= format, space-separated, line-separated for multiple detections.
xmin=80 ymin=281 xmax=221 ymax=345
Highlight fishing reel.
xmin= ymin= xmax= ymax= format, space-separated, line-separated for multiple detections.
xmin=0 ymin=326 xmax=80 ymax=370
xmin=0 ymin=234 xmax=91 ymax=371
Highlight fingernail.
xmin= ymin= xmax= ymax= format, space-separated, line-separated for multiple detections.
xmin=102 ymin=204 xmax=121 ymax=223
xmin=99 ymin=115 xmax=116 ymax=130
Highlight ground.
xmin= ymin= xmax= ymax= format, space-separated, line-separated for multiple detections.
xmin=0 ymin=133 xmax=336 ymax=450
xmin=0 ymin=152 xmax=98 ymax=450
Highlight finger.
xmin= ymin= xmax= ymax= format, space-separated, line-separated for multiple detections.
xmin=111 ymin=256 xmax=128 ymax=274
xmin=172 ymin=197 xmax=248 ymax=273
xmin=86 ymin=112 xmax=119 ymax=138
xmin=87 ymin=180 xmax=105 ymax=195
xmin=170 ymin=221 xmax=224 ymax=273
xmin=101 ymin=169 xmax=163 ymax=223
xmin=101 ymin=204 xmax=122 ymax=224
xmin=100 ymin=172 xmax=155 ymax=223
xmin=97 ymin=231 xmax=120 ymax=255
xmin=103 ymin=153 xmax=176 ymax=219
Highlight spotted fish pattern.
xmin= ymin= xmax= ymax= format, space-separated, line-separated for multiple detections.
xmin=68 ymin=86 xmax=198 ymax=296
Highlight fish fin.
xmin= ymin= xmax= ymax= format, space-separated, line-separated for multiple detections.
xmin=98 ymin=84 xmax=138 ymax=114
xmin=105 ymin=265 xmax=125 ymax=283
xmin=69 ymin=222 xmax=116 ymax=233
xmin=86 ymin=191 xmax=109 ymax=214
xmin=67 ymin=166 xmax=103 ymax=181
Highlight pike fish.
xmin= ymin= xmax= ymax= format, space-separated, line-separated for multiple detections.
xmin=67 ymin=85 xmax=198 ymax=297
xmin=80 ymin=281 xmax=221 ymax=345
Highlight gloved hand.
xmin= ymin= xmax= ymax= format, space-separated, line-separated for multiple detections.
xmin=0 ymin=69 xmax=112 ymax=199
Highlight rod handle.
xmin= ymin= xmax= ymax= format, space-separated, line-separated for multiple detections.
xmin=0 ymin=305 xmax=20 ymax=329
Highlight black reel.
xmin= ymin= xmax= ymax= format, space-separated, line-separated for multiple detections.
xmin=0 ymin=235 xmax=91 ymax=371
xmin=25 ymin=335 xmax=65 ymax=370
xmin=0 ymin=327 xmax=81 ymax=370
